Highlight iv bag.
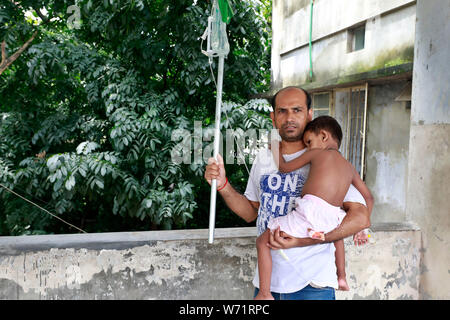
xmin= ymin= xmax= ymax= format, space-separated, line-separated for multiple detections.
xmin=209 ymin=0 xmax=230 ymax=57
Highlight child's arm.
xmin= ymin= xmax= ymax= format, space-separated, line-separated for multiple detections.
xmin=271 ymin=142 xmax=320 ymax=173
xmin=351 ymin=167 xmax=374 ymax=216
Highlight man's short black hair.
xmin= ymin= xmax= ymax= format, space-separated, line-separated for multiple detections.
xmin=304 ymin=115 xmax=343 ymax=148
xmin=270 ymin=86 xmax=312 ymax=111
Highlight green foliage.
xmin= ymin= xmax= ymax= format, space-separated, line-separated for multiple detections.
xmin=0 ymin=0 xmax=271 ymax=235
xmin=186 ymin=98 xmax=273 ymax=229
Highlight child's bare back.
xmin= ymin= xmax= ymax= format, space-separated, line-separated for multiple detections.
xmin=274 ymin=144 xmax=358 ymax=209
xmin=301 ymin=148 xmax=354 ymax=207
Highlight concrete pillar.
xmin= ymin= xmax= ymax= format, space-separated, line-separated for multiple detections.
xmin=407 ymin=0 xmax=450 ymax=299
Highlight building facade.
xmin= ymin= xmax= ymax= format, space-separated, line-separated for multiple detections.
xmin=270 ymin=0 xmax=449 ymax=299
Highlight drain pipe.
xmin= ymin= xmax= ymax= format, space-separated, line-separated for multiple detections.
xmin=309 ymin=0 xmax=314 ymax=81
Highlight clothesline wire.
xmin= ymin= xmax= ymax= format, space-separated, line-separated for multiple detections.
xmin=0 ymin=182 xmax=87 ymax=233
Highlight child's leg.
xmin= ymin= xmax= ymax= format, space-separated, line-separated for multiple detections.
xmin=255 ymin=229 xmax=274 ymax=300
xmin=334 ymin=239 xmax=350 ymax=291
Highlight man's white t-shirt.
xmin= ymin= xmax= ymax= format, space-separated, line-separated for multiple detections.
xmin=244 ymin=148 xmax=366 ymax=293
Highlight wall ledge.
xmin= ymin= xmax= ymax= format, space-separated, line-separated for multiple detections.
xmin=0 ymin=222 xmax=420 ymax=255
xmin=0 ymin=227 xmax=257 ymax=255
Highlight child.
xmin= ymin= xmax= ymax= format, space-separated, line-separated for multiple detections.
xmin=254 ymin=115 xmax=374 ymax=300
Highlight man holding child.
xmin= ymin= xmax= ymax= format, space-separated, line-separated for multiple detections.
xmin=204 ymin=86 xmax=371 ymax=300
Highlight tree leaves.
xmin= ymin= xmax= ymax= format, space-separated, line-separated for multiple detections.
xmin=76 ymin=141 xmax=100 ymax=155
xmin=0 ymin=0 xmax=271 ymax=235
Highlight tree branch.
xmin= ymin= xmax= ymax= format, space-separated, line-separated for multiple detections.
xmin=0 ymin=1 xmax=52 ymax=75
xmin=0 ymin=31 xmax=38 ymax=75
xmin=1 ymin=41 xmax=6 ymax=65
xmin=32 ymin=7 xmax=51 ymax=25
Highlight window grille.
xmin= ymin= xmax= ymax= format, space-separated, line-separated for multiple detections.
xmin=312 ymin=86 xmax=368 ymax=179
xmin=339 ymin=85 xmax=368 ymax=178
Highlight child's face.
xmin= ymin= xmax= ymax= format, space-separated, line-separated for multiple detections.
xmin=303 ymin=131 xmax=327 ymax=149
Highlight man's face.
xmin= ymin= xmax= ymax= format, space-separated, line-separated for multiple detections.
xmin=270 ymin=88 xmax=313 ymax=142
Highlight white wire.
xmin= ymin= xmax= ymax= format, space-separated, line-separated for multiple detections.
xmin=0 ymin=182 xmax=87 ymax=233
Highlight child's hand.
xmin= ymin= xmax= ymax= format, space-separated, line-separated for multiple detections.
xmin=307 ymin=228 xmax=325 ymax=241
xmin=353 ymin=229 xmax=369 ymax=246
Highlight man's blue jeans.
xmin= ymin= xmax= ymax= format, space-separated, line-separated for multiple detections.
xmin=254 ymin=285 xmax=335 ymax=300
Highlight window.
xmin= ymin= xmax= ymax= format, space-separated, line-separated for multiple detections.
xmin=347 ymin=24 xmax=365 ymax=52
xmin=312 ymin=87 xmax=368 ymax=179
xmin=334 ymin=85 xmax=368 ymax=178
xmin=312 ymin=92 xmax=331 ymax=118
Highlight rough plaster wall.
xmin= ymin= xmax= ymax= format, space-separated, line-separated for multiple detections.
xmin=406 ymin=125 xmax=450 ymax=299
xmin=0 ymin=227 xmax=421 ymax=300
xmin=279 ymin=0 xmax=415 ymax=53
xmin=410 ymin=1 xmax=450 ymax=126
xmin=272 ymin=0 xmax=416 ymax=89
xmin=0 ymin=237 xmax=256 ymax=300
xmin=337 ymin=230 xmax=420 ymax=300
xmin=406 ymin=0 xmax=450 ymax=299
xmin=365 ymin=82 xmax=411 ymax=223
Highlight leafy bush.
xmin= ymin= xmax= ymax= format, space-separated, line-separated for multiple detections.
xmin=0 ymin=0 xmax=271 ymax=235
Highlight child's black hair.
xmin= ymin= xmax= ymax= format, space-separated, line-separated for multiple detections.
xmin=304 ymin=116 xmax=343 ymax=148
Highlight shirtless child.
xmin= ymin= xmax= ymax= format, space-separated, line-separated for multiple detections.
xmin=254 ymin=115 xmax=374 ymax=300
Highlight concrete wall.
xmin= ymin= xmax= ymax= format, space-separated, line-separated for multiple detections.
xmin=0 ymin=228 xmax=256 ymax=300
xmin=406 ymin=0 xmax=450 ymax=299
xmin=0 ymin=225 xmax=421 ymax=300
xmin=365 ymin=81 xmax=411 ymax=223
xmin=271 ymin=0 xmax=416 ymax=91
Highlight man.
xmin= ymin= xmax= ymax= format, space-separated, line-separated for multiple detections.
xmin=204 ymin=86 xmax=371 ymax=300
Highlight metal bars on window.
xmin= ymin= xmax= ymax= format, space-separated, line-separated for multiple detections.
xmin=339 ymin=84 xmax=368 ymax=179
xmin=312 ymin=86 xmax=368 ymax=179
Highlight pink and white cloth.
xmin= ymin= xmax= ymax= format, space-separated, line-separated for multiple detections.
xmin=267 ymin=194 xmax=346 ymax=240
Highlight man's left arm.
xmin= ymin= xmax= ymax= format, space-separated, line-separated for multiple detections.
xmin=268 ymin=201 xmax=370 ymax=249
